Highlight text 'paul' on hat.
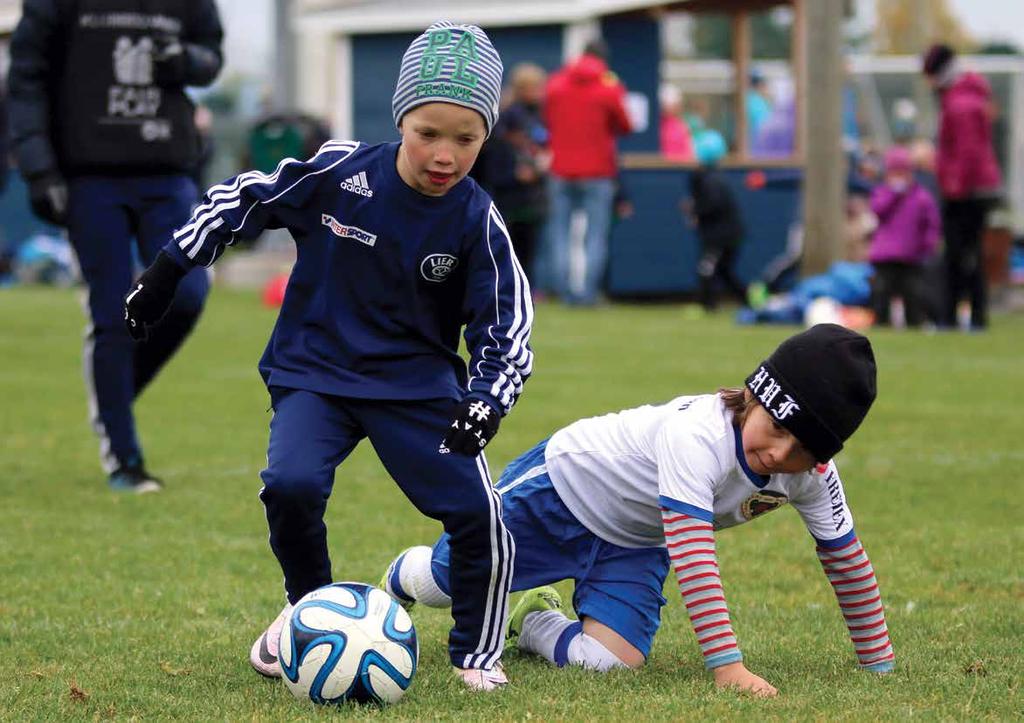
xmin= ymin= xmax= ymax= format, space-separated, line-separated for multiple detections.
xmin=745 ymin=324 xmax=877 ymax=463
xmin=393 ymin=21 xmax=504 ymax=137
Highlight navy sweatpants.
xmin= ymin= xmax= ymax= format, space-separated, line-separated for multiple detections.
xmin=67 ymin=175 xmax=209 ymax=473
xmin=259 ymin=388 xmax=515 ymax=670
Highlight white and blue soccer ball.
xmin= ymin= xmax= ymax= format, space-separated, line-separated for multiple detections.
xmin=279 ymin=582 xmax=418 ymax=705
xmin=804 ymin=297 xmax=843 ymax=328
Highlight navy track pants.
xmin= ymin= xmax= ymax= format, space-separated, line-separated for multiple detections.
xmin=259 ymin=388 xmax=515 ymax=670
xmin=67 ymin=175 xmax=209 ymax=472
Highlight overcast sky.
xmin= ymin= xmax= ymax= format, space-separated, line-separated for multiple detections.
xmin=947 ymin=0 xmax=1024 ymax=47
xmin=217 ymin=0 xmax=273 ymax=77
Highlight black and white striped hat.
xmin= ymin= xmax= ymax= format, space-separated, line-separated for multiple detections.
xmin=392 ymin=21 xmax=504 ymax=137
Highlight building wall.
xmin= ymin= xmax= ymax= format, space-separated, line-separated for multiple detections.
xmin=609 ymin=167 xmax=798 ymax=295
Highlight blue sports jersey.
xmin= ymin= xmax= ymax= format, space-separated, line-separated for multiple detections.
xmin=163 ymin=140 xmax=534 ymax=411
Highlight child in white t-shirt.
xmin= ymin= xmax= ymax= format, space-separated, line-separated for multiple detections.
xmin=382 ymin=324 xmax=894 ymax=696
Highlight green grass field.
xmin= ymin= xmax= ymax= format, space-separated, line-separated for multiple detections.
xmin=1 ymin=286 xmax=1021 ymax=720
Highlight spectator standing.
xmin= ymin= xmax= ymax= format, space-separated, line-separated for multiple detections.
xmin=751 ymin=84 xmax=795 ymax=159
xmin=544 ymin=39 xmax=632 ymax=305
xmin=685 ymin=130 xmax=747 ymax=311
xmin=659 ymin=83 xmax=693 ymax=161
xmin=844 ymin=148 xmax=881 ymax=264
xmin=475 ymin=63 xmax=549 ymax=285
xmin=7 ymin=0 xmax=224 ymax=491
xmin=868 ymin=146 xmax=940 ymax=328
xmin=746 ymin=69 xmax=772 ymax=148
xmin=922 ymin=43 xmax=1002 ymax=331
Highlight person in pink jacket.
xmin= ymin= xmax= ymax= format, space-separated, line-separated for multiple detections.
xmin=922 ymin=43 xmax=1002 ymax=330
xmin=868 ymin=146 xmax=940 ymax=327
xmin=658 ymin=83 xmax=694 ymax=161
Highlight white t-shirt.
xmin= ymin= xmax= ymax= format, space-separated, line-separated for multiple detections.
xmin=545 ymin=394 xmax=854 ymax=549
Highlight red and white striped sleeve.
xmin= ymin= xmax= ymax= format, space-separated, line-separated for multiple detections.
xmin=662 ymin=508 xmax=743 ymax=669
xmin=816 ymin=534 xmax=895 ymax=671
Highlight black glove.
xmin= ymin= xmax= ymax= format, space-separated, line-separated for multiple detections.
xmin=28 ymin=173 xmax=68 ymax=226
xmin=442 ymin=397 xmax=501 ymax=456
xmin=152 ymin=34 xmax=186 ymax=87
xmin=124 ymin=251 xmax=188 ymax=341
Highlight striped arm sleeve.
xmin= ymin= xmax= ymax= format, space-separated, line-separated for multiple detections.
xmin=662 ymin=508 xmax=742 ymax=669
xmin=463 ymin=204 xmax=534 ymax=414
xmin=816 ymin=535 xmax=895 ymax=672
xmin=167 ymin=140 xmax=361 ymax=268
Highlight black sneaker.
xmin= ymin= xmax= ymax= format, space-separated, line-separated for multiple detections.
xmin=108 ymin=466 xmax=163 ymax=494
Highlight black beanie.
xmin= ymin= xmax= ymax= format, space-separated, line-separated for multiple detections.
xmin=922 ymin=43 xmax=955 ymax=76
xmin=745 ymin=324 xmax=877 ymax=463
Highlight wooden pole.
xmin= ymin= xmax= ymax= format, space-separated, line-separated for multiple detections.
xmin=911 ymin=0 xmax=936 ymax=137
xmin=273 ymin=0 xmax=296 ymax=111
xmin=732 ymin=12 xmax=751 ymax=158
xmin=792 ymin=0 xmax=806 ymax=159
xmin=800 ymin=0 xmax=845 ymax=276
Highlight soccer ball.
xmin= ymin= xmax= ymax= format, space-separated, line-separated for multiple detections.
xmin=803 ymin=297 xmax=843 ymax=328
xmin=279 ymin=582 xmax=418 ymax=705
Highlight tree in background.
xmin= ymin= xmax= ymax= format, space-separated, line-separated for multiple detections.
xmin=874 ymin=0 xmax=973 ymax=54
xmin=976 ymin=41 xmax=1023 ymax=56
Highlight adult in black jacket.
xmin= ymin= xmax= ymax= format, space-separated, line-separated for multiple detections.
xmin=7 ymin=0 xmax=223 ymax=492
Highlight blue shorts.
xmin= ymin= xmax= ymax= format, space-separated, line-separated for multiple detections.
xmin=431 ymin=440 xmax=670 ymax=657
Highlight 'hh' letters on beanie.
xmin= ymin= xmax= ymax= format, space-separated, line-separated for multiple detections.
xmin=393 ymin=21 xmax=504 ymax=136
xmin=745 ymin=324 xmax=877 ymax=463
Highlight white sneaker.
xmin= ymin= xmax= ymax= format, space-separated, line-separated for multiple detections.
xmin=249 ymin=603 xmax=292 ymax=678
xmin=454 ymin=661 xmax=509 ymax=692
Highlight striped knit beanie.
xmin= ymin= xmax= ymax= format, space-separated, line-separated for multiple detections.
xmin=393 ymin=21 xmax=504 ymax=137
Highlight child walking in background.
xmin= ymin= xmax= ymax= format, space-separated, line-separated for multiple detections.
xmin=383 ymin=324 xmax=894 ymax=696
xmin=124 ymin=22 xmax=533 ymax=692
xmin=869 ymin=146 xmax=940 ymax=328
xmin=685 ymin=129 xmax=748 ymax=311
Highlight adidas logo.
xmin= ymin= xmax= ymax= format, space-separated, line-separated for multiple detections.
xmin=340 ymin=171 xmax=373 ymax=198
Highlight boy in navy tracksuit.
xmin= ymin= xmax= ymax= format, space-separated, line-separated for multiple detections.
xmin=124 ymin=22 xmax=533 ymax=691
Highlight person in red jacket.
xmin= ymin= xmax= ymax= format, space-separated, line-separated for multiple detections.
xmin=922 ymin=43 xmax=1002 ymax=331
xmin=543 ymin=40 xmax=632 ymax=305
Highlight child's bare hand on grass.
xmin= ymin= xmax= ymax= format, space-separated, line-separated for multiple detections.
xmin=713 ymin=661 xmax=778 ymax=697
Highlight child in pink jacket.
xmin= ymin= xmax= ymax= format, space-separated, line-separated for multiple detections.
xmin=869 ymin=146 xmax=941 ymax=327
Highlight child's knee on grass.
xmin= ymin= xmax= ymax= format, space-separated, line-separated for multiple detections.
xmin=581 ymin=617 xmax=644 ymax=669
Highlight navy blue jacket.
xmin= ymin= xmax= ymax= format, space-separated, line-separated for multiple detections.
xmin=7 ymin=0 xmax=223 ymax=178
xmin=166 ymin=141 xmax=534 ymax=413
